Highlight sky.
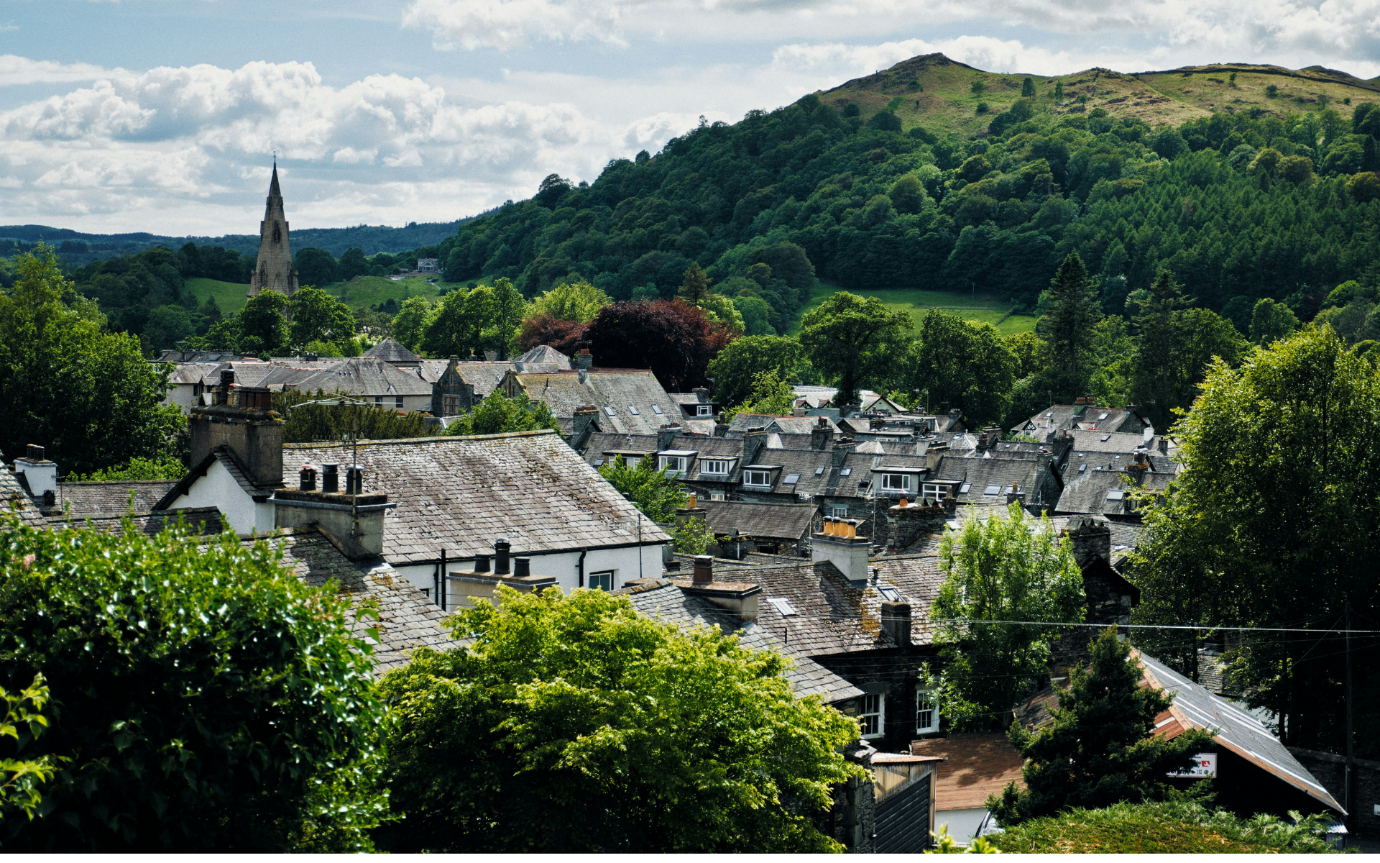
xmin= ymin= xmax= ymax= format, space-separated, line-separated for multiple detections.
xmin=2 ymin=0 xmax=1378 ymax=236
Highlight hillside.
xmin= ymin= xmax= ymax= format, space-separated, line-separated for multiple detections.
xmin=822 ymin=53 xmax=1380 ymax=142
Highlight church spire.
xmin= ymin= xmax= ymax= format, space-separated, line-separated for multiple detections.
xmin=248 ymin=159 xmax=298 ymax=300
xmin=269 ymin=159 xmax=281 ymax=200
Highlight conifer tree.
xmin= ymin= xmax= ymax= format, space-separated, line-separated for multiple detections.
xmin=1021 ymin=77 xmax=1036 ymax=98
xmin=1037 ymin=253 xmax=1101 ymax=385
xmin=989 ymin=628 xmax=1215 ymax=826
xmin=677 ymin=262 xmax=710 ymax=305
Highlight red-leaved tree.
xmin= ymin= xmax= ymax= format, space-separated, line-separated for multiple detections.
xmin=517 ymin=313 xmax=589 ymax=355
xmin=584 ymin=299 xmax=736 ymax=391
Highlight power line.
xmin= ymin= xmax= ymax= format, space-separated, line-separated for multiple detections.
xmin=930 ymin=619 xmax=1380 ymax=635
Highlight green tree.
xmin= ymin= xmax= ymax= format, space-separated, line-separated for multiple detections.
xmin=374 ymin=585 xmax=863 ymax=852
xmin=1054 ymin=80 xmax=1064 ymax=101
xmin=1248 ymin=297 xmax=1300 ymax=346
xmin=799 ymin=292 xmax=911 ymax=408
xmin=677 ymin=262 xmax=710 ymax=305
xmin=288 ymin=286 xmax=356 ymax=350
xmin=391 ymin=296 xmax=432 ymax=353
xmin=443 ymin=388 xmax=559 ymax=436
xmin=902 ymin=310 xmax=1017 ymax=426
xmin=487 ymin=277 xmax=525 ymax=358
xmin=1022 ymin=77 xmax=1037 ymax=98
xmin=526 ymin=278 xmax=611 ymax=323
xmin=672 ymin=516 xmax=715 ymax=554
xmin=705 ymin=334 xmax=804 ymax=408
xmin=887 ymin=174 xmax=927 ymax=214
xmin=68 ymin=453 xmax=186 ymax=482
xmin=421 ymin=286 xmax=496 ymax=359
xmin=1037 ymin=253 xmax=1102 ymax=383
xmin=0 ymin=514 xmax=386 ymax=851
xmin=732 ymin=295 xmax=776 ymax=336
xmin=294 ymin=247 xmax=338 ymax=286
xmin=931 ymin=503 xmax=1085 ymax=730
xmin=0 ymin=245 xmax=183 ymax=476
xmin=598 ymin=454 xmax=686 ymax=522
xmin=1130 ymin=326 xmax=1380 ymax=753
xmin=338 ymin=247 xmax=369 ymax=281
xmin=144 ymin=304 xmax=196 ymax=353
xmin=1005 ymin=331 xmax=1049 ymax=378
xmin=725 ymin=369 xmax=796 ymax=421
xmin=695 ymin=293 xmax=746 ymax=333
xmin=239 ymin=290 xmax=289 ymax=355
xmin=989 ymin=629 xmax=1215 ymax=826
xmin=0 ymin=673 xmax=61 ymax=823
xmin=274 ymin=389 xmax=435 ymax=443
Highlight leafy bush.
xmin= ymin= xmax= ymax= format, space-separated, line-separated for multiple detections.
xmin=0 ymin=514 xmax=387 ymax=851
xmin=598 ymin=453 xmax=686 ymax=522
xmin=443 ymin=389 xmax=560 ymax=436
xmin=374 ymin=585 xmax=864 ymax=852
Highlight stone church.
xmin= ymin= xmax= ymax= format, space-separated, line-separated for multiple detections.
xmin=248 ymin=163 xmax=300 ymax=298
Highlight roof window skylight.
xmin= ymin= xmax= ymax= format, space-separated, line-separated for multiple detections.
xmin=767 ymin=597 xmax=798 ymax=616
xmin=603 ymin=406 xmax=616 ymax=416
xmin=1106 ymin=490 xmax=1125 ymax=501
xmin=783 ymin=473 xmax=800 ymax=485
xmin=983 ymin=484 xmax=1001 ymax=496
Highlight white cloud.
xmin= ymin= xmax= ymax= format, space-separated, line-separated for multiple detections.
xmin=0 ymin=55 xmax=123 ymax=87
xmin=402 ymin=0 xmax=627 ymax=51
xmin=0 ymin=23 xmax=17 ymax=33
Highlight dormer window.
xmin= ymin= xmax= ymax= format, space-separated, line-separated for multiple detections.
xmin=659 ymin=455 xmax=686 ymax=474
xmin=743 ymin=469 xmax=772 ymax=487
xmin=881 ymin=474 xmax=911 ymax=492
xmin=697 ymin=405 xmax=712 ymax=416
xmin=701 ymin=459 xmax=731 ymax=475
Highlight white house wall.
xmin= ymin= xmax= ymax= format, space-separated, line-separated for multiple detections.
xmin=393 ymin=543 xmax=666 ymax=603
xmin=168 ymin=460 xmax=273 ymax=534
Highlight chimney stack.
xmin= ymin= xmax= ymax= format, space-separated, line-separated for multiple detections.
xmin=693 ymin=554 xmax=713 ymax=585
xmin=322 ymin=463 xmax=339 ymax=493
xmin=812 ymin=516 xmax=871 ymax=584
xmin=298 ymin=463 xmax=317 ymax=491
xmin=880 ymin=601 xmax=912 ymax=647
xmin=657 ymin=423 xmax=681 ymax=452
xmin=1062 ymin=516 xmax=1112 ymax=567
xmin=742 ymin=427 xmax=768 ymax=465
xmin=925 ymin=442 xmax=949 ymax=472
xmin=811 ymin=416 xmax=832 ymax=451
xmin=189 ymin=367 xmax=283 ymax=488
xmin=514 ymin=557 xmax=531 ymax=578
xmin=272 ymin=486 xmax=393 ymax=559
xmin=13 ymin=445 xmax=57 ymax=502
xmin=574 ymin=349 xmax=594 ymax=370
xmin=831 ymin=435 xmax=856 ymax=467
xmin=495 ymin=538 xmax=512 ymax=575
xmin=886 ymin=497 xmax=949 ymax=550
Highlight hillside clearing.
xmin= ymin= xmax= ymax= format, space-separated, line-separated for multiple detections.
xmin=788 ymin=283 xmax=1037 ymax=338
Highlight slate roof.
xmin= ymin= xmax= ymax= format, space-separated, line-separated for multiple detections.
xmin=50 ymin=481 xmax=178 ymax=519
xmin=931 ymin=454 xmax=1058 ymax=507
xmin=767 ymin=416 xmax=841 ymax=436
xmin=869 ymin=554 xmax=947 ymax=645
xmin=283 ymin=430 xmax=670 ymax=565
xmin=157 ymin=446 xmax=283 ymax=509
xmin=729 ymin=561 xmax=899 ymax=656
xmin=417 ymin=360 xmax=539 ymax=397
xmin=0 ymin=467 xmax=64 ymax=530
xmin=1054 ymin=466 xmax=1170 ymax=516
xmin=507 ymin=369 xmax=681 ymax=435
xmin=253 ymin=527 xmax=453 ymax=676
xmin=50 ymin=506 xmax=225 ymax=536
xmin=667 ymin=391 xmax=710 ymax=406
xmin=622 ymin=580 xmax=863 ymax=703
xmin=515 ymin=345 xmax=572 ymax=368
xmin=289 ymin=357 xmax=433 ymax=398
xmin=699 ymin=500 xmax=817 ymax=541
xmin=1012 ymin=404 xmax=1149 ymax=438
xmin=363 ymin=337 xmax=422 ymax=364
xmin=166 ymin=362 xmax=221 ymax=386
xmin=1063 ymin=429 xmax=1160 ymax=455
xmin=911 ymin=733 xmax=1026 ymax=810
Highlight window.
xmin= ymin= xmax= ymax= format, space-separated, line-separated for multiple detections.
xmin=603 ymin=406 xmax=616 ymax=416
xmin=1098 ymin=412 xmax=1109 ymax=420
xmin=588 ymin=571 xmax=614 ymax=591
xmin=878 ymin=585 xmax=900 ymax=601
xmin=697 ymin=404 xmax=712 ymax=416
xmin=628 ymin=405 xmax=640 ymax=415
xmin=442 ymin=394 xmax=461 ymax=415
xmin=815 ymin=466 xmax=825 ymax=476
xmin=1100 ymin=434 xmax=1111 ymax=442
xmin=701 ymin=459 xmax=730 ymax=475
xmin=395 ymin=396 xmax=404 ymax=409
xmin=916 ymin=689 xmax=939 ymax=734
xmin=374 ymin=396 xmax=383 ymax=406
xmin=1078 ymin=464 xmax=1087 ymax=473
xmin=744 ymin=470 xmax=771 ymax=486
xmin=710 ymin=492 xmax=725 ymax=501
xmin=830 ymin=505 xmax=849 ymax=518
xmin=983 ymin=484 xmax=1001 ymax=496
xmin=592 ymin=458 xmax=604 ymax=467
xmin=1106 ymin=489 xmax=1125 ymax=501
xmin=921 ymin=482 xmax=946 ymax=501
xmin=659 ymin=455 xmax=686 ymax=474
xmin=840 ymin=468 xmax=851 ymax=477
xmin=859 ymin=693 xmax=885 ymax=739
xmin=767 ymin=597 xmax=798 ymax=616
xmin=959 ymin=482 xmax=972 ymax=494
xmin=783 ymin=473 xmax=800 ymax=485
xmin=881 ymin=474 xmax=911 ymax=492
xmin=651 ymin=404 xmax=663 ymax=415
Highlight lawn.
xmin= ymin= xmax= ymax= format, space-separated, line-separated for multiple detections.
xmin=786 ymin=282 xmax=1038 ymax=338
xmin=183 ymin=275 xmax=467 ymax=317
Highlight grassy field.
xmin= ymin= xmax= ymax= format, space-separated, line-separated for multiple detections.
xmin=183 ymin=275 xmax=465 ymax=317
xmin=787 ymin=283 xmax=1038 ymax=338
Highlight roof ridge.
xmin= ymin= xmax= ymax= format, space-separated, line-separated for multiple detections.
xmin=283 ymin=429 xmax=558 ymax=449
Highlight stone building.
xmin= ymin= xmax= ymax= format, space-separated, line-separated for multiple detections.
xmin=248 ymin=162 xmax=300 ymax=298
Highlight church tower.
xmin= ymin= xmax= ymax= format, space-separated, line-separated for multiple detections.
xmin=248 ymin=162 xmax=299 ymax=298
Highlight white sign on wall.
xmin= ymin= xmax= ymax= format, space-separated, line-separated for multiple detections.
xmin=1169 ymin=752 xmax=1217 ymax=779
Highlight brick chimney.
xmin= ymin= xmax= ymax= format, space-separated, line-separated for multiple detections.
xmin=885 ymin=498 xmax=949 ymax=550
xmin=574 ymin=349 xmax=594 ymax=370
xmin=832 ymin=435 xmax=856 ymax=467
xmin=13 ymin=444 xmax=57 ymax=502
xmin=925 ymin=442 xmax=949 ymax=472
xmin=880 ymin=601 xmax=912 ymax=647
xmin=1062 ymin=516 xmax=1111 ymax=567
xmin=272 ymin=483 xmax=394 ymax=559
xmin=742 ymin=428 xmax=768 ymax=465
xmin=189 ymin=371 xmax=283 ymax=488
xmin=811 ymin=416 xmax=832 ymax=451
xmin=812 ymin=517 xmax=871 ymax=585
xmin=693 ymin=554 xmax=713 ymax=584
xmin=657 ymin=423 xmax=681 ymax=452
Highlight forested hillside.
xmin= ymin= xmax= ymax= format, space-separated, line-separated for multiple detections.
xmin=439 ymin=54 xmax=1380 ymax=334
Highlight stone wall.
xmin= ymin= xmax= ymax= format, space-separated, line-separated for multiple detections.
xmin=1289 ymin=747 xmax=1380 ymax=837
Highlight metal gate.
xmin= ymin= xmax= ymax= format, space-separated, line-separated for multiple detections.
xmin=875 ymin=772 xmax=931 ymax=853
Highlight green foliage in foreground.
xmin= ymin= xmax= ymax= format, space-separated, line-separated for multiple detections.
xmin=67 ymin=454 xmax=187 ymax=482
xmin=0 ymin=673 xmax=61 ymax=823
xmin=273 ymin=389 xmax=434 ymax=444
xmin=990 ymin=629 xmax=1214 ymax=825
xmin=986 ymin=800 xmax=1337 ymax=854
xmin=443 ymin=388 xmax=560 ymax=436
xmin=598 ymin=453 xmax=687 ymax=523
xmin=0 ymin=514 xmax=387 ymax=852
xmin=374 ymin=585 xmax=864 ymax=852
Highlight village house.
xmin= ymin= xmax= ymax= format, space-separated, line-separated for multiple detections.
xmin=498 ymin=350 xmax=682 ymax=436
xmin=1009 ymin=399 xmax=1152 ymax=442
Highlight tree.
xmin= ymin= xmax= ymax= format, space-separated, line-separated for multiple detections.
xmin=239 ymin=290 xmax=289 ymax=355
xmin=677 ymin=262 xmax=710 ymax=305
xmin=273 ymin=389 xmax=434 ymax=443
xmin=1249 ymin=297 xmax=1299 ymax=345
xmin=487 ymin=277 xmax=525 ymax=359
xmin=1005 ymin=331 xmax=1049 ymax=378
xmin=420 ymin=286 xmax=496 ymax=359
xmin=535 ymin=173 xmax=572 ymax=209
xmin=901 ymin=310 xmax=1017 ymax=426
xmin=526 ymin=279 xmax=611 ymax=323
xmin=443 ymin=389 xmax=559 ymax=436
xmin=1130 ymin=326 xmax=1380 ymax=754
xmin=988 ymin=629 xmax=1215 ymax=826
xmin=516 ymin=313 xmax=588 ymax=355
xmin=1022 ymin=76 xmax=1037 ymax=98
xmin=599 ymin=454 xmax=686 ymax=522
xmin=288 ymin=286 xmax=356 ymax=350
xmin=705 ymin=334 xmax=804 ymax=408
xmin=68 ymin=453 xmax=186 ymax=481
xmin=338 ymin=248 xmax=369 ymax=281
xmin=725 ymin=369 xmax=796 ymax=421
xmin=1037 ymin=253 xmax=1101 ymax=383
xmin=374 ymin=585 xmax=863 ymax=852
xmin=144 ymin=304 xmax=196 ymax=353
xmin=583 ymin=299 xmax=736 ymax=391
xmin=294 ymin=248 xmax=338 ymax=287
xmin=694 ymin=293 xmax=746 ymax=333
xmin=0 ymin=514 xmax=385 ymax=851
xmin=390 ymin=296 xmax=431 ymax=353
xmin=0 ymin=245 xmax=183 ymax=476
xmin=672 ymin=516 xmax=715 ymax=555
xmin=931 ymin=503 xmax=1085 ymax=730
xmin=887 ymin=174 xmax=927 ymax=215
xmin=0 ymin=673 xmax=60 ymax=824
xmin=799 ymin=292 xmax=911 ymax=408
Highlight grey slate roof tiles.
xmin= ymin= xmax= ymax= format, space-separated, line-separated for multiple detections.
xmin=290 ymin=357 xmax=434 ymax=398
xmin=699 ymin=500 xmax=816 ymax=540
xmin=508 ymin=369 xmax=681 ymax=436
xmin=362 ymin=337 xmax=422 ymax=364
xmin=50 ymin=481 xmax=178 ymax=519
xmin=284 ymin=430 xmax=669 ymax=564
